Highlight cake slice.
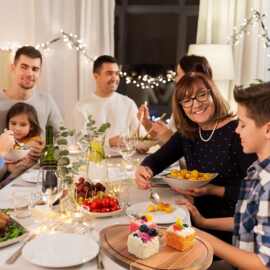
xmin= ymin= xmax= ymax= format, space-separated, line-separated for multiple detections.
xmin=129 ymin=214 xmax=156 ymax=233
xmin=127 ymin=224 xmax=159 ymax=259
xmin=165 ymin=218 xmax=195 ymax=251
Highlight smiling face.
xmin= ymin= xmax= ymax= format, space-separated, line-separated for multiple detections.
xmin=181 ymin=80 xmax=215 ymax=127
xmin=11 ymin=55 xmax=41 ymax=90
xmin=94 ymin=63 xmax=120 ymax=97
xmin=235 ymin=104 xmax=269 ymax=160
xmin=8 ymin=113 xmax=31 ymax=141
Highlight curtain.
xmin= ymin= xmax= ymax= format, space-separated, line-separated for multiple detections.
xmin=79 ymin=0 xmax=115 ymax=100
xmin=196 ymin=0 xmax=270 ymax=107
xmin=0 ymin=0 xmax=115 ymax=128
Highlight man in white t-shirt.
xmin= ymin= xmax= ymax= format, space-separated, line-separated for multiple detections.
xmin=74 ymin=55 xmax=141 ymax=147
xmin=0 ymin=46 xmax=63 ymax=160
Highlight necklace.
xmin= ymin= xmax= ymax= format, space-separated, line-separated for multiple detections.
xmin=198 ymin=121 xmax=219 ymax=142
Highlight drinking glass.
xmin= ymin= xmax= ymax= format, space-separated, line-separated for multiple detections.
xmin=106 ymin=160 xmax=130 ymax=209
xmin=118 ymin=135 xmax=137 ymax=161
xmin=38 ymin=167 xmax=59 ymax=206
xmin=12 ymin=190 xmax=31 ymax=219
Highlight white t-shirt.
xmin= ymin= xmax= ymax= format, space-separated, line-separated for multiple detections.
xmin=74 ymin=92 xmax=142 ymax=140
xmin=0 ymin=89 xmax=63 ymax=138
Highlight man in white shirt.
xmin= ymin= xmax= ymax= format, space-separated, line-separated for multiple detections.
xmin=0 ymin=46 xmax=63 ymax=159
xmin=74 ymin=55 xmax=141 ymax=147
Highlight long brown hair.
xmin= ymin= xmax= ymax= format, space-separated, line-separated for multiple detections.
xmin=172 ymin=72 xmax=233 ymax=139
xmin=6 ymin=102 xmax=42 ymax=138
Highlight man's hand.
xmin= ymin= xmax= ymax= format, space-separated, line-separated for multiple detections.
xmin=27 ymin=138 xmax=44 ymax=160
xmin=0 ymin=130 xmax=15 ymax=156
xmin=109 ymin=135 xmax=124 ymax=148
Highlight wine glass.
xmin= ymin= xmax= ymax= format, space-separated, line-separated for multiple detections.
xmin=118 ymin=135 xmax=137 ymax=161
xmin=106 ymin=160 xmax=130 ymax=209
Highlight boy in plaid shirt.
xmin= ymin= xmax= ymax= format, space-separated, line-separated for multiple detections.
xmin=180 ymin=82 xmax=270 ymax=269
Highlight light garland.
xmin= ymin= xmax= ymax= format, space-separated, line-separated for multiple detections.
xmin=0 ymin=9 xmax=268 ymax=91
xmin=0 ymin=30 xmax=176 ymax=88
xmin=229 ymin=9 xmax=270 ymax=50
xmin=0 ymin=30 xmax=95 ymax=62
xmin=120 ymin=70 xmax=176 ymax=89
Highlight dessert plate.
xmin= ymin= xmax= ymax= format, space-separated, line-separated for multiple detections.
xmin=126 ymin=202 xmax=191 ymax=225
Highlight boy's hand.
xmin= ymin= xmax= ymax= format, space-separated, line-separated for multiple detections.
xmin=176 ymin=198 xmax=206 ymax=227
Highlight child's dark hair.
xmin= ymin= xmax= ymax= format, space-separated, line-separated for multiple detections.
xmin=234 ymin=82 xmax=270 ymax=126
xmin=6 ymin=102 xmax=42 ymax=138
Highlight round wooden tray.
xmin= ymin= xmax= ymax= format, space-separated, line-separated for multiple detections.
xmin=100 ymin=224 xmax=213 ymax=270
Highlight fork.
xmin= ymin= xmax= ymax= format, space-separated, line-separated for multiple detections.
xmin=6 ymin=233 xmax=36 ymax=264
xmin=91 ymin=228 xmax=105 ymax=270
xmin=96 ymin=249 xmax=105 ymax=270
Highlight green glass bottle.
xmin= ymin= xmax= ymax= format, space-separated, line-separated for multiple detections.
xmin=40 ymin=125 xmax=57 ymax=167
xmin=40 ymin=125 xmax=58 ymax=193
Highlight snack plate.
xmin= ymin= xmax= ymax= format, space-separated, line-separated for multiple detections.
xmin=0 ymin=216 xmax=28 ymax=248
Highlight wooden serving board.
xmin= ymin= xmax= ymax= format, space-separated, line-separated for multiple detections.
xmin=100 ymin=224 xmax=213 ymax=270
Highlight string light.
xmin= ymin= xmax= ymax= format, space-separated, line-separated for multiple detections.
xmin=0 ymin=9 xmax=267 ymax=90
xmin=119 ymin=70 xmax=176 ymax=89
xmin=0 ymin=30 xmax=95 ymax=62
xmin=228 ymin=9 xmax=270 ymax=51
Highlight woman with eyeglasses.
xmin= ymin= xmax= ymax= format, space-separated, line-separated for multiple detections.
xmin=135 ymin=72 xmax=256 ymax=244
xmin=138 ymin=54 xmax=213 ymax=144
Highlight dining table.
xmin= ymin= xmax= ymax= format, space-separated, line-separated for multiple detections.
xmin=0 ymin=155 xmax=213 ymax=270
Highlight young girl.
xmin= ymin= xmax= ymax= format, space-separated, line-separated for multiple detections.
xmin=6 ymin=102 xmax=42 ymax=147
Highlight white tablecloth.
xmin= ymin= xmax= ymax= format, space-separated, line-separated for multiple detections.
xmin=0 ymin=165 xmax=183 ymax=270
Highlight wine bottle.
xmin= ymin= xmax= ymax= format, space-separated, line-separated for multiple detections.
xmin=40 ymin=125 xmax=58 ymax=193
xmin=40 ymin=125 xmax=57 ymax=167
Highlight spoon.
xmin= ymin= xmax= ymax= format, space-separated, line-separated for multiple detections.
xmin=149 ymin=187 xmax=161 ymax=204
xmin=15 ymin=140 xmax=25 ymax=149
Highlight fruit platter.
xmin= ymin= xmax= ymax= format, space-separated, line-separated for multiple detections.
xmin=74 ymin=177 xmax=122 ymax=217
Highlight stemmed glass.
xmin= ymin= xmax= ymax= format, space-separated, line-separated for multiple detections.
xmin=117 ymin=135 xmax=137 ymax=162
xmin=106 ymin=160 xmax=130 ymax=209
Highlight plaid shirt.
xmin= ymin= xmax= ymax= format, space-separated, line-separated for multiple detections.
xmin=233 ymin=156 xmax=270 ymax=267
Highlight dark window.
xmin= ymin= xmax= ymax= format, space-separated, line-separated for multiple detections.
xmin=115 ymin=0 xmax=199 ymax=117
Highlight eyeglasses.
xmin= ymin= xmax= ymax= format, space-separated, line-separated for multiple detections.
xmin=179 ymin=89 xmax=211 ymax=108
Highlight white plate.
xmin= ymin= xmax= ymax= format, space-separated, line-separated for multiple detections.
xmin=21 ymin=170 xmax=40 ymax=183
xmin=23 ymin=233 xmax=99 ymax=268
xmin=126 ymin=201 xmax=191 ymax=225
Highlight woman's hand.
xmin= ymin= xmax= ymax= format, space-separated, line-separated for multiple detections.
xmin=176 ymin=198 xmax=206 ymax=227
xmin=135 ymin=165 xmax=153 ymax=189
xmin=150 ymin=121 xmax=172 ymax=142
xmin=173 ymin=184 xmax=225 ymax=198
